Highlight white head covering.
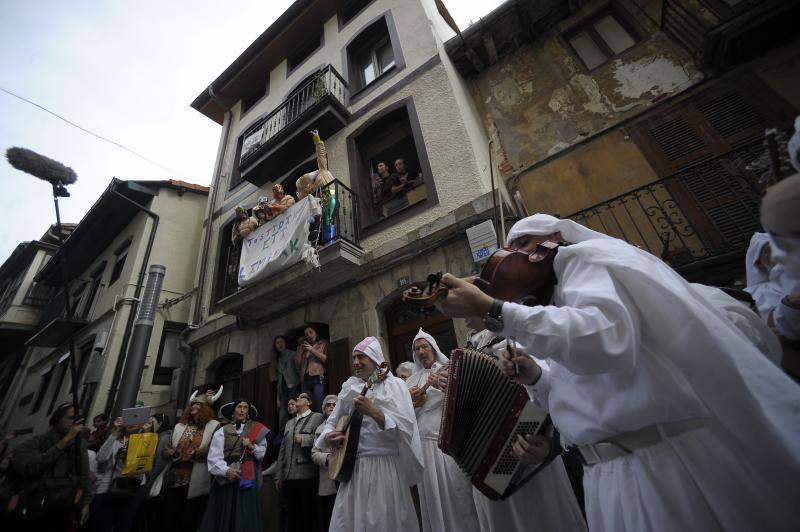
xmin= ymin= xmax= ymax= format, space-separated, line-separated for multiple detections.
xmin=745 ymin=232 xmax=772 ymax=287
xmin=354 ymin=336 xmax=385 ymax=366
xmin=396 ymin=361 xmax=416 ymax=374
xmin=411 ymin=328 xmax=449 ymax=371
xmin=506 ymin=213 xmax=614 ymax=245
xmin=788 ymin=115 xmax=800 ymax=172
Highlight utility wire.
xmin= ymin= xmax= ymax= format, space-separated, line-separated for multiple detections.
xmin=0 ymin=85 xmax=191 ymax=179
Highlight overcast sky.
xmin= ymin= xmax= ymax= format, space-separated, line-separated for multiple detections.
xmin=0 ymin=0 xmax=503 ymax=263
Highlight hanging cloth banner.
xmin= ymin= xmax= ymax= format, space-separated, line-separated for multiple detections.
xmin=238 ymin=195 xmax=318 ymax=287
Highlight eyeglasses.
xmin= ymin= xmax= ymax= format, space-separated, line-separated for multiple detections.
xmin=324 ymin=402 xmax=336 ymax=407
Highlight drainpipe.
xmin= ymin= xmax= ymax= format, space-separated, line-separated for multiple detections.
xmin=112 ymin=264 xmax=166 ymax=417
xmin=103 ymin=185 xmax=160 ymax=415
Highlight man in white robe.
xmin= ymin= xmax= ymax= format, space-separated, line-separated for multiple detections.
xmin=456 ymin=321 xmax=586 ymax=532
xmin=405 ymin=329 xmax=480 ymax=532
xmin=435 ymin=213 xmax=800 ymax=532
xmin=316 ymin=336 xmax=423 ymax=532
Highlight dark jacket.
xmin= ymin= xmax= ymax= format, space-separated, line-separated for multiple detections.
xmin=11 ymin=428 xmax=91 ymax=506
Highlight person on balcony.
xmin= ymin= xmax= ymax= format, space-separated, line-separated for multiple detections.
xmin=432 ymin=213 xmax=800 ymax=532
xmin=252 ymin=196 xmax=272 ymax=226
xmin=295 ymin=325 xmax=329 ymax=413
xmin=296 ymin=129 xmax=335 ymax=200
xmin=269 ymin=183 xmax=295 ymax=218
xmin=275 ymin=335 xmax=300 ymax=431
xmin=231 ymin=206 xmax=258 ymax=243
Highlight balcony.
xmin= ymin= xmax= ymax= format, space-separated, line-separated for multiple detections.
xmin=567 ymin=141 xmax=764 ymax=283
xmin=662 ymin=0 xmax=800 ymax=71
xmin=26 ymin=289 xmax=88 ymax=348
xmin=239 ymin=65 xmax=350 ymax=187
xmin=217 ymin=180 xmax=364 ymax=321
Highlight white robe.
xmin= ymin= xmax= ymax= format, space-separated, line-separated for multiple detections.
xmin=316 ymin=373 xmax=423 ymax=532
xmin=406 ymin=360 xmax=480 ymax=532
xmin=503 ymin=236 xmax=800 ymax=531
xmin=464 ymin=331 xmax=586 ymax=532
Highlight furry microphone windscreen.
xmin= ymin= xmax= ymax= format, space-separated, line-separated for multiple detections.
xmin=6 ymin=147 xmax=78 ymax=185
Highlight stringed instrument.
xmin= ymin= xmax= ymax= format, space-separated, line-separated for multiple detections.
xmin=402 ymin=239 xmax=568 ymax=307
xmin=327 ymin=363 xmax=389 ymax=482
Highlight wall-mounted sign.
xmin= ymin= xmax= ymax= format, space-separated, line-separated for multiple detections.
xmin=466 ymin=220 xmax=498 ymax=264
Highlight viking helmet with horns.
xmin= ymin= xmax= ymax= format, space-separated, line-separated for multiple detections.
xmin=188 ymin=386 xmax=223 ymax=406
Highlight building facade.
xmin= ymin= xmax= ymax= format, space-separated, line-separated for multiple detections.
xmin=447 ymin=0 xmax=799 ymax=284
xmin=0 ymin=179 xmax=208 ymax=437
xmin=186 ymin=0 xmax=504 ymax=427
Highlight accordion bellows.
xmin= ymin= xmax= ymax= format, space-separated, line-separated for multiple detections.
xmin=439 ymin=348 xmax=550 ymax=500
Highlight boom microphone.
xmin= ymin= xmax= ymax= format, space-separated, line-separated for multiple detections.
xmin=6 ymin=147 xmax=78 ymax=185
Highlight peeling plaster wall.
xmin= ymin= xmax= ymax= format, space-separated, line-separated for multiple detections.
xmin=469 ymin=1 xmax=703 ymax=176
xmin=516 ymin=129 xmax=659 ymax=216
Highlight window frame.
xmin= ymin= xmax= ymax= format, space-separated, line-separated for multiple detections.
xmin=109 ymin=238 xmax=132 ymax=286
xmin=561 ymin=6 xmax=641 ymax=72
xmin=286 ymin=33 xmax=323 ymax=77
xmin=80 ymin=262 xmax=106 ymax=320
xmin=152 ymin=321 xmax=186 ymax=386
xmin=338 ymin=0 xmax=377 ymax=30
xmin=240 ymin=73 xmax=270 ymax=118
xmin=346 ymin=97 xmax=438 ymax=234
xmin=31 ymin=365 xmax=54 ymax=414
xmin=342 ymin=11 xmax=406 ymax=103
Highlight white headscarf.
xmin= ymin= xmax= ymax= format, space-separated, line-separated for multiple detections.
xmin=508 ymin=214 xmax=800 ymax=496
xmin=396 ymin=361 xmax=416 ymax=374
xmin=506 ymin=213 xmax=614 ymax=245
xmin=743 ymin=232 xmax=784 ymax=319
xmin=411 ymin=328 xmax=449 ymax=371
xmin=354 ymin=336 xmax=385 ymax=366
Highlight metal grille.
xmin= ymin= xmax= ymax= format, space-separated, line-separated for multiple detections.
xmin=649 ymin=117 xmax=706 ymax=161
xmin=696 ymin=91 xmax=763 ymax=140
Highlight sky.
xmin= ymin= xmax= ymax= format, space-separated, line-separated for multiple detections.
xmin=0 ymin=0 xmax=504 ymax=263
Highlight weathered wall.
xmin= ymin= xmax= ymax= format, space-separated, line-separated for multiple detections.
xmin=516 ymin=129 xmax=659 ymax=216
xmin=469 ymin=0 xmax=702 ymax=178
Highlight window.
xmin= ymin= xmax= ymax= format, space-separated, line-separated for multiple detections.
xmin=109 ymin=239 xmax=131 ymax=286
xmin=241 ymin=73 xmax=269 ymax=116
xmin=46 ymin=355 xmax=70 ymax=415
xmin=348 ymin=102 xmax=434 ymax=229
xmin=340 ymin=0 xmax=375 ymax=26
xmin=346 ymin=17 xmax=399 ymax=93
xmin=216 ymin=218 xmax=242 ymax=302
xmin=229 ymin=136 xmax=246 ymax=191
xmin=31 ymin=366 xmax=54 ymax=414
xmin=565 ymin=10 xmax=638 ymax=70
xmin=0 ymin=269 xmax=25 ymax=315
xmin=80 ymin=264 xmax=105 ymax=319
xmin=152 ymin=322 xmax=185 ymax=385
xmin=287 ymin=34 xmax=321 ymax=73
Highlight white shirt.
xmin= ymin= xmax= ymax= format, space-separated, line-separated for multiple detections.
xmin=207 ymin=422 xmax=267 ymax=477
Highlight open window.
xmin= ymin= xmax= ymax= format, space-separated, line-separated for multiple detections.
xmin=348 ymin=102 xmax=435 ymax=229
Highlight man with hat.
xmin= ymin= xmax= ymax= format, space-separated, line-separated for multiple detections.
xmin=276 ymin=392 xmax=324 ymax=532
xmin=316 ymin=336 xmax=423 ymax=532
xmin=199 ymin=398 xmax=269 ymax=532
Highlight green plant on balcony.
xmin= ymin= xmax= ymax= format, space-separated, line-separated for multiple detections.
xmin=312 ymin=76 xmax=327 ymax=103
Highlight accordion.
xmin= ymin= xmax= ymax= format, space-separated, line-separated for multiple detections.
xmin=439 ymin=348 xmax=550 ymax=500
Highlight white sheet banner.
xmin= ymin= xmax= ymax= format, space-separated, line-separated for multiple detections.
xmin=238 ymin=196 xmax=314 ymax=287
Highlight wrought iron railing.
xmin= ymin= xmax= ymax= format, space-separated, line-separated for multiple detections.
xmin=220 ymin=180 xmax=360 ymax=300
xmin=239 ymin=65 xmax=348 ymax=167
xmin=567 ymin=142 xmax=764 ymax=270
xmin=23 ymin=282 xmax=60 ymax=307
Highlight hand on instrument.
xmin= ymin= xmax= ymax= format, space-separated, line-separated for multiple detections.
xmin=429 ymin=368 xmax=449 ymax=391
xmin=512 ymin=434 xmax=551 ymax=465
xmin=327 ymin=430 xmax=346 ymax=448
xmin=498 ymin=345 xmax=542 ymax=386
xmin=409 ymin=386 xmax=426 ymax=407
xmin=354 ymin=396 xmax=381 ymax=421
xmin=434 ymin=274 xmax=494 ymax=318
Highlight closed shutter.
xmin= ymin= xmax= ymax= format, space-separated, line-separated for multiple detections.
xmin=239 ymin=365 xmax=276 ymax=431
xmin=326 ymin=338 xmax=351 ymax=398
xmin=630 ymin=73 xmax=795 ymax=252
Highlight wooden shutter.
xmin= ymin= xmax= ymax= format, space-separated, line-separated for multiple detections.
xmin=239 ymin=365 xmax=276 ymax=431
xmin=326 ymin=338 xmax=351 ymax=398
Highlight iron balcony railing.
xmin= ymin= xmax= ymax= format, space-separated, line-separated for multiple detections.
xmin=567 ymin=141 xmax=764 ymax=271
xmin=220 ymin=180 xmax=360 ymax=300
xmin=239 ymin=65 xmax=348 ymax=167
